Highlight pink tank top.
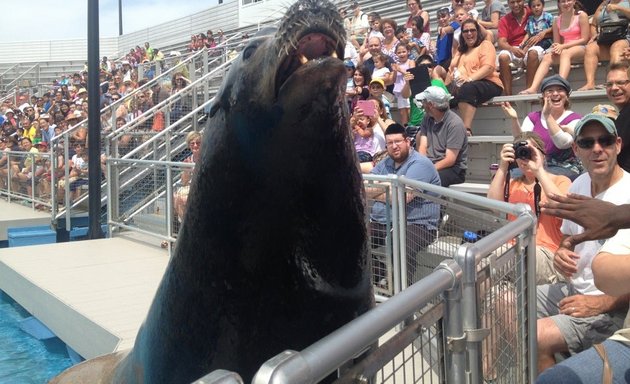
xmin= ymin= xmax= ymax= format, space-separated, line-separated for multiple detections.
xmin=557 ymin=12 xmax=582 ymax=43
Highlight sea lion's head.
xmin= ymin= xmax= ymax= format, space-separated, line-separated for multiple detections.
xmin=208 ymin=0 xmax=350 ymax=175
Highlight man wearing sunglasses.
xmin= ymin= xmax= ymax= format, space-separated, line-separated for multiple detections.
xmin=605 ymin=62 xmax=630 ymax=173
xmin=536 ymin=113 xmax=630 ymax=373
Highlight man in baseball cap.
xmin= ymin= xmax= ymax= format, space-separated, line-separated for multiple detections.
xmin=536 ymin=111 xmax=628 ymax=373
xmin=414 ymin=86 xmax=468 ymax=187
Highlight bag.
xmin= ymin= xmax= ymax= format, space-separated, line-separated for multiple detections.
xmin=152 ymin=111 xmax=165 ymax=132
xmin=598 ymin=20 xmax=629 ymax=45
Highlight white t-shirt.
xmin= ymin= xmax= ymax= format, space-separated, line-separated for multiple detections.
xmin=599 ymin=233 xmax=630 ymax=344
xmin=561 ymin=170 xmax=630 ymax=294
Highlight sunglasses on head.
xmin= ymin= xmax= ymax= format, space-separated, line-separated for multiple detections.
xmin=575 ymin=135 xmax=617 ymax=149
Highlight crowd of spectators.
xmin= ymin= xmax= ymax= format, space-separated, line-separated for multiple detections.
xmin=187 ymin=29 xmax=227 ymax=53
xmin=1 ymin=1 xmax=630 ymax=377
xmin=340 ymin=0 xmax=630 ymax=378
xmin=0 ymin=38 xmax=200 ymax=209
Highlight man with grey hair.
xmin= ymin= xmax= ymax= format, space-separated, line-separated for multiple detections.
xmin=536 ymin=113 xmax=630 ymax=373
xmin=415 ymin=86 xmax=468 ymax=187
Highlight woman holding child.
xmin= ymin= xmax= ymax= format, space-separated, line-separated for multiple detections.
xmin=520 ymin=0 xmax=589 ymax=94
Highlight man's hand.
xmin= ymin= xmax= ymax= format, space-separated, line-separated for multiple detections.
xmin=559 ymin=294 xmax=610 ymax=318
xmin=542 ymin=193 xmax=620 ymax=247
xmin=511 ymin=47 xmax=525 ymax=59
xmin=554 ymin=247 xmax=579 ymax=279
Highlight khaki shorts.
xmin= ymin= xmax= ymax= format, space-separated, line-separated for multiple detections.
xmin=537 ymin=283 xmax=626 ymax=355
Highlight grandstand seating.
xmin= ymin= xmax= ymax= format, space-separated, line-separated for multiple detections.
xmin=0 ymin=0 xmax=614 ymax=223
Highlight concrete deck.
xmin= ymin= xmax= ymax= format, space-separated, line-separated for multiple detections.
xmin=0 ymin=200 xmax=51 ymax=241
xmin=0 ymin=234 xmax=168 ymax=360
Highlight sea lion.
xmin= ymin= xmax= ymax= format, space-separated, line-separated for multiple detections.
xmin=50 ymin=0 xmax=373 ymax=383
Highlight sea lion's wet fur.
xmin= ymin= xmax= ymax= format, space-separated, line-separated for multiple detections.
xmin=52 ymin=0 xmax=373 ymax=382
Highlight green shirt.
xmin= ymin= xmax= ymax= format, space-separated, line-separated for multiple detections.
xmin=408 ymin=79 xmax=449 ymax=126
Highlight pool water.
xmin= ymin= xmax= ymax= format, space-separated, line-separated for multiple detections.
xmin=0 ymin=293 xmax=73 ymax=384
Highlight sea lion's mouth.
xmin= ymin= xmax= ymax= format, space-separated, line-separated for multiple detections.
xmin=275 ymin=31 xmax=344 ymax=96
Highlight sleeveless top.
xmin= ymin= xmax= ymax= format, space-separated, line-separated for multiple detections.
xmin=557 ymin=11 xmax=583 ymax=43
xmin=528 ymin=110 xmax=583 ymax=174
xmin=599 ymin=0 xmax=630 ymax=24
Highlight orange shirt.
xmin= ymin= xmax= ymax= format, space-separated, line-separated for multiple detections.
xmin=507 ymin=174 xmax=571 ymax=252
xmin=455 ymin=40 xmax=503 ymax=90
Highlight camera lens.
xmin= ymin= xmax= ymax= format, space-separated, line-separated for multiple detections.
xmin=514 ymin=141 xmax=532 ymax=160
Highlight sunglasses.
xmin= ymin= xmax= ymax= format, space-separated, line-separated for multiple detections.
xmin=462 ymin=28 xmax=477 ymax=34
xmin=575 ymin=135 xmax=617 ymax=149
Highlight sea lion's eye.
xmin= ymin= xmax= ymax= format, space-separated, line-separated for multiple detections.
xmin=242 ymin=45 xmax=257 ymax=60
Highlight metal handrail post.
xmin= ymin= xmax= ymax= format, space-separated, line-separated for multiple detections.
xmin=389 ymin=176 xmax=402 ymax=296
xmin=63 ymin=135 xmax=71 ymax=231
xmin=444 ymin=266 xmax=465 ymax=384
xmin=524 ymin=213 xmax=538 ymax=383
xmin=397 ymin=179 xmax=408 ymax=291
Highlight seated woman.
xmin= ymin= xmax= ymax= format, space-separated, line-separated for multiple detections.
xmin=487 ymin=132 xmax=571 ymax=284
xmin=520 ymin=0 xmax=589 ymax=94
xmin=448 ymin=19 xmax=503 ymax=135
xmin=174 ymin=132 xmax=202 ymax=224
xmin=578 ymin=0 xmax=630 ymax=91
xmin=501 ymin=75 xmax=583 ymax=180
xmin=347 ymin=64 xmax=371 ymax=112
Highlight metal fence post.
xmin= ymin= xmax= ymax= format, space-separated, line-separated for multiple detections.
xmin=389 ymin=176 xmax=402 ymax=295
xmin=443 ymin=262 xmax=465 ymax=384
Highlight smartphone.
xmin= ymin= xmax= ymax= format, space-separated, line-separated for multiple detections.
xmin=356 ymin=100 xmax=376 ymax=117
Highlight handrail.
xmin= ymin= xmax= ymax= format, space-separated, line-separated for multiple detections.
xmin=252 ymin=262 xmax=461 ymax=384
xmin=5 ymin=63 xmax=40 ymax=90
xmin=49 ymin=47 xmax=211 ymax=144
xmin=0 ymin=63 xmax=20 ymax=89
xmin=106 ymin=57 xmax=230 ymax=141
xmin=0 ymin=88 xmax=17 ymax=104
xmin=122 ymin=99 xmax=214 ymax=159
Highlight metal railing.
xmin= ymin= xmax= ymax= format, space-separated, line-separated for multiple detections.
xmin=4 ymin=63 xmax=40 ymax=91
xmin=189 ymin=175 xmax=538 ymax=384
xmin=48 ymin=48 xmax=230 ymax=229
xmin=0 ymin=150 xmax=53 ymax=210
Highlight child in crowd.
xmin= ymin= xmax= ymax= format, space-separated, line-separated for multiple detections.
xmin=352 ymin=114 xmax=376 ymax=163
xmin=392 ymin=44 xmax=416 ymax=126
xmin=368 ymin=78 xmax=392 ymax=119
xmin=366 ymin=12 xmax=384 ymax=41
xmin=451 ymin=6 xmax=471 ymax=55
xmin=463 ymin=0 xmax=479 ymax=20
xmin=518 ymin=0 xmax=554 ymax=89
xmin=371 ymin=52 xmax=393 ymax=84
xmin=522 ymin=0 xmax=553 ymax=52
xmin=435 ymin=7 xmax=459 ymax=68
xmin=409 ymin=16 xmax=431 ymax=59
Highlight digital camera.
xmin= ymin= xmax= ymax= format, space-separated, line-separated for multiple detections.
xmin=513 ymin=141 xmax=532 ymax=160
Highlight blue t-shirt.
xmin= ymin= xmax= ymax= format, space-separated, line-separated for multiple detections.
xmin=436 ymin=21 xmax=459 ymax=66
xmin=370 ymin=149 xmax=441 ymax=228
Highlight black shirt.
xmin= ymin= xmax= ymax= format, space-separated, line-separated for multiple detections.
xmin=616 ymin=104 xmax=630 ymax=172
